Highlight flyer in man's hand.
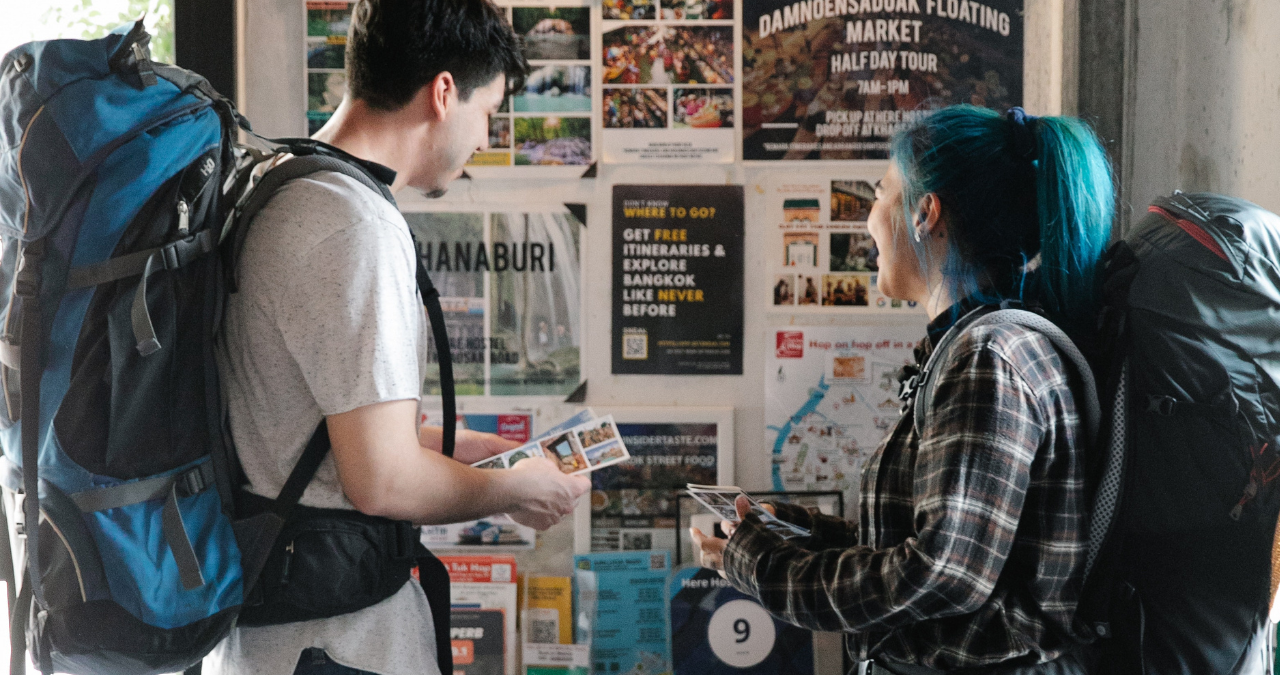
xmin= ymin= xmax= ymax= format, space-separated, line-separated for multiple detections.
xmin=472 ymin=414 xmax=631 ymax=475
xmin=686 ymin=484 xmax=811 ymax=539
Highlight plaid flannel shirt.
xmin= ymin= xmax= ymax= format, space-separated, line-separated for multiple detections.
xmin=724 ymin=318 xmax=1091 ymax=670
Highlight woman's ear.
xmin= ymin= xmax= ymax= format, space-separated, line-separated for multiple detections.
xmin=915 ymin=193 xmax=944 ymax=240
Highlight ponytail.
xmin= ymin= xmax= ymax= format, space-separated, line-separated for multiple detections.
xmin=1031 ymin=116 xmax=1115 ymax=326
xmin=889 ymin=105 xmax=1114 ymax=329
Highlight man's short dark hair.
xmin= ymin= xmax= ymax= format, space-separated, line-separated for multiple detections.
xmin=346 ymin=0 xmax=528 ymax=110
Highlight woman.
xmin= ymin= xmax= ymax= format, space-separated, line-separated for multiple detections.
xmin=693 ymin=105 xmax=1113 ymax=674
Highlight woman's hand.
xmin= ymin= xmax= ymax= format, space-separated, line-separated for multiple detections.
xmin=692 ymin=495 xmax=777 ymax=578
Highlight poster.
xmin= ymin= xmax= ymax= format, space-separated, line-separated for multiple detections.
xmin=599 ymin=0 xmax=737 ymax=163
xmin=766 ymin=325 xmax=922 ymax=508
xmin=668 ymin=566 xmax=814 ymax=675
xmin=452 ymin=609 xmax=508 ymax=675
xmin=405 ymin=207 xmax=583 ymax=396
xmin=589 ymin=414 xmax=726 ymax=557
xmin=742 ymin=0 xmax=1024 ymax=160
xmin=762 ymin=172 xmax=921 ymax=312
xmin=469 ymin=1 xmax=598 ymax=175
xmin=612 ymin=185 xmax=743 ymax=375
xmin=304 ymin=0 xmax=352 ymax=134
xmin=574 ymin=551 xmax=673 ymax=675
xmin=444 ymin=555 xmax=520 ymax=675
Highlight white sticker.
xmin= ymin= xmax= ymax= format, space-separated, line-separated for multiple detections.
xmin=707 ymin=599 xmax=776 ymax=668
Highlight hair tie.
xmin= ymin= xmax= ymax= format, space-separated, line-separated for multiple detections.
xmin=1005 ymin=107 xmax=1039 ymax=162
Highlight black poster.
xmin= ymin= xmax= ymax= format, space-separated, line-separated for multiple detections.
xmin=450 ymin=609 xmax=506 ymax=675
xmin=612 ymin=185 xmax=744 ymax=375
xmin=742 ymin=0 xmax=1024 ymax=160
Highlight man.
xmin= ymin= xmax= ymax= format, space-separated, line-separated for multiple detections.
xmin=207 ymin=1 xmax=591 ymax=673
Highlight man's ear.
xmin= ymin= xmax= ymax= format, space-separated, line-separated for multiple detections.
xmin=425 ymin=71 xmax=458 ymax=122
xmin=915 ymin=193 xmax=945 ymax=239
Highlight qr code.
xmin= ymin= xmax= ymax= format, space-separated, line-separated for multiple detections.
xmin=622 ymin=330 xmax=648 ymax=360
xmin=527 ymin=608 xmax=559 ymax=644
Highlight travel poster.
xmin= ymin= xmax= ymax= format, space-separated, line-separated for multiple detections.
xmin=763 ymin=171 xmax=922 ymax=312
xmin=742 ymin=0 xmax=1024 ymax=159
xmin=612 ymin=185 xmax=743 ymax=375
xmin=406 ymin=207 xmax=583 ymax=396
xmin=469 ymin=1 xmax=597 ymax=175
xmin=590 ymin=422 xmax=719 ymax=556
xmin=600 ymin=1 xmax=737 ymax=163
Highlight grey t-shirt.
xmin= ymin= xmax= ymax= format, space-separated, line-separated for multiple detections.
xmin=206 ymin=169 xmax=439 ymax=675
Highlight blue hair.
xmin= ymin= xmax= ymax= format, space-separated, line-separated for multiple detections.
xmin=889 ymin=105 xmax=1114 ymax=330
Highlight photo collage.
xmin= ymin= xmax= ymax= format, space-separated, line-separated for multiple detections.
xmin=304 ymin=0 xmax=352 ymax=135
xmin=473 ymin=415 xmax=631 ymax=475
xmin=470 ymin=3 xmax=595 ymax=168
xmin=768 ymin=177 xmax=918 ymax=312
xmin=600 ymin=0 xmax=736 ymax=161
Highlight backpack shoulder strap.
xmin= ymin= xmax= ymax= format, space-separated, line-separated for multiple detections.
xmin=911 ymin=306 xmax=1122 ymax=597
xmin=912 ymin=307 xmax=1100 ymax=445
xmin=226 ymin=151 xmax=457 ymax=464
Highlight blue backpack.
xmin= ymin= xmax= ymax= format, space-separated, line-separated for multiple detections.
xmin=0 ymin=22 xmax=459 ymax=675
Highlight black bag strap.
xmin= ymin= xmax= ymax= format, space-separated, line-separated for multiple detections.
xmin=227 ymin=144 xmax=456 ymax=459
xmin=273 ymin=423 xmax=333 ymax=522
xmin=413 ymin=234 xmax=457 ymax=459
xmin=415 ymin=543 xmax=454 ymax=675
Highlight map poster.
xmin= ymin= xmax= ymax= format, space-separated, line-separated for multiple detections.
xmin=762 ymin=171 xmax=922 ymax=313
xmin=742 ymin=0 xmax=1024 ymax=160
xmin=406 ymin=207 xmax=583 ymax=397
xmin=590 ymin=422 xmax=720 ymax=557
xmin=469 ymin=0 xmax=598 ymax=176
xmin=766 ymin=325 xmax=922 ymax=508
xmin=612 ymin=185 xmax=744 ymax=375
xmin=600 ymin=0 xmax=737 ymax=163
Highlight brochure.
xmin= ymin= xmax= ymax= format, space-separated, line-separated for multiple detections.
xmin=441 ymin=555 xmax=519 ymax=675
xmin=573 ymin=551 xmax=673 ymax=675
xmin=473 ymin=415 xmax=631 ymax=475
xmin=525 ymin=576 xmax=575 ymax=645
xmin=685 ymin=485 xmax=810 ymax=539
xmin=452 ymin=608 xmax=508 ymax=675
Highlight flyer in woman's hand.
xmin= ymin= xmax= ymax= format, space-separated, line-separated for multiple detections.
xmin=685 ymin=484 xmax=811 ymax=539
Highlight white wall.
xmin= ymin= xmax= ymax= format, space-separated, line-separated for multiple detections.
xmin=1124 ymin=0 xmax=1280 ymax=218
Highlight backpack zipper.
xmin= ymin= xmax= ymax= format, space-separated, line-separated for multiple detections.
xmin=280 ymin=540 xmax=294 ymax=586
xmin=176 ymin=199 xmax=189 ymax=235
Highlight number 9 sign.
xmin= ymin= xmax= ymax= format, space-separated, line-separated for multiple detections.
xmin=706 ymin=599 xmax=777 ymax=668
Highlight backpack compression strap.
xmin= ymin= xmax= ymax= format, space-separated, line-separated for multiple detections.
xmin=228 ymin=151 xmax=457 ymax=460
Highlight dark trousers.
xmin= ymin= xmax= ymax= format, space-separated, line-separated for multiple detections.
xmin=293 ymin=648 xmax=377 ymax=675
xmin=869 ymin=647 xmax=1096 ymax=675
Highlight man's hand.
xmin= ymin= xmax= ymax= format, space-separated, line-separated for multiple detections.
xmin=420 ymin=425 xmax=521 ymax=465
xmin=503 ymin=457 xmax=591 ymax=530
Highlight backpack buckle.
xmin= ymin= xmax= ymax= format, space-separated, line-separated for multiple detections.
xmin=1146 ymin=395 xmax=1176 ymax=416
xmin=175 ymin=463 xmax=214 ymax=499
